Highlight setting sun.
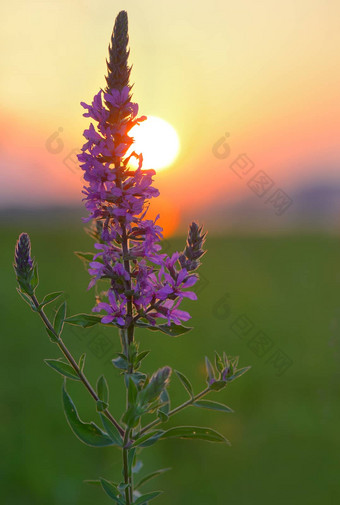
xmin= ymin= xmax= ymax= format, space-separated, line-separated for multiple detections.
xmin=129 ymin=115 xmax=180 ymax=171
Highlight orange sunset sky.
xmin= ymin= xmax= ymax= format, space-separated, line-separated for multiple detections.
xmin=1 ymin=0 xmax=339 ymax=234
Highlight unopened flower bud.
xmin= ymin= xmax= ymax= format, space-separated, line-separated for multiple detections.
xmin=14 ymin=233 xmax=33 ymax=277
xmin=180 ymin=222 xmax=206 ymax=272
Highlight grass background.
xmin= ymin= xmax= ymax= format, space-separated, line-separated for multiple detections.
xmin=1 ymin=223 xmax=339 ymax=504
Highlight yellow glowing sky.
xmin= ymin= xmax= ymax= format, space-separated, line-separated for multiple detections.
xmin=1 ymin=0 xmax=340 ymax=233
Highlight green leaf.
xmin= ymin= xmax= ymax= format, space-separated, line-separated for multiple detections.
xmin=229 ymin=366 xmax=251 ymax=381
xmin=205 ymin=356 xmax=215 ymax=384
xmin=45 ymin=327 xmax=59 ymax=343
xmin=159 ymin=389 xmax=170 ymax=414
xmin=40 ymin=291 xmax=63 ymax=308
xmin=74 ymin=251 xmax=96 ymax=265
xmin=128 ymin=376 xmax=138 ymax=405
xmin=84 ymin=479 xmax=101 ymax=486
xmin=96 ymin=400 xmax=109 ymax=412
xmin=130 ymin=430 xmax=164 ymax=448
xmin=54 ymin=301 xmax=67 ymax=335
xmin=31 ymin=264 xmax=39 ymax=290
xmin=100 ymin=478 xmax=124 ymax=504
xmin=62 ymin=382 xmax=114 ymax=447
xmin=136 ymin=321 xmax=192 ymax=337
xmin=214 ymin=351 xmax=224 ymax=373
xmin=16 ymin=288 xmax=35 ymax=310
xmin=97 ymin=375 xmax=109 ymax=404
xmin=135 ymin=468 xmax=171 ymax=490
xmin=78 ymin=353 xmax=86 ymax=371
xmin=45 ymin=359 xmax=80 ymax=381
xmin=209 ymin=380 xmax=227 ymax=391
xmin=64 ymin=313 xmax=102 ymax=328
xmin=134 ymin=491 xmax=162 ymax=505
xmin=157 ymin=411 xmax=168 ymax=423
xmin=193 ymin=400 xmax=234 ymax=413
xmin=134 ymin=350 xmax=150 ymax=368
xmin=174 ymin=370 xmax=194 ymax=398
xmin=112 ymin=355 xmax=128 ymax=371
xmin=127 ymin=448 xmax=136 ymax=475
xmin=99 ymin=414 xmax=123 ymax=446
xmin=122 ymin=404 xmax=144 ymax=429
xmin=160 ymin=426 xmax=230 ymax=444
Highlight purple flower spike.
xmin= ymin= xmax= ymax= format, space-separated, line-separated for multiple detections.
xmin=78 ymin=11 xmax=204 ymax=328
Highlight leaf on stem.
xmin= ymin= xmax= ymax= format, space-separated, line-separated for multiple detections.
xmin=136 ymin=321 xmax=193 ymax=337
xmin=228 ymin=366 xmax=251 ymax=381
xmin=62 ymin=382 xmax=114 ymax=447
xmin=97 ymin=375 xmax=109 ymax=404
xmin=130 ymin=430 xmax=164 ymax=448
xmin=64 ymin=313 xmax=102 ymax=328
xmin=133 ymin=491 xmax=163 ymax=505
xmin=174 ymin=370 xmax=194 ymax=398
xmin=45 ymin=327 xmax=59 ymax=343
xmin=193 ymin=400 xmax=234 ymax=413
xmin=135 ymin=468 xmax=171 ymax=490
xmin=16 ymin=288 xmax=36 ymax=310
xmin=40 ymin=291 xmax=63 ymax=308
xmin=127 ymin=448 xmax=136 ymax=475
xmin=78 ymin=353 xmax=86 ymax=371
xmin=205 ymin=356 xmax=215 ymax=384
xmin=160 ymin=426 xmax=230 ymax=444
xmin=45 ymin=359 xmax=80 ymax=381
xmin=99 ymin=414 xmax=123 ymax=446
xmin=100 ymin=478 xmax=125 ymax=504
xmin=54 ymin=301 xmax=67 ymax=335
xmin=74 ymin=251 xmax=96 ymax=266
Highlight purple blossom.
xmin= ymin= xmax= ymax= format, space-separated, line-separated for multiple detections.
xmin=93 ymin=290 xmax=127 ymax=326
xmin=78 ymin=27 xmax=205 ymax=329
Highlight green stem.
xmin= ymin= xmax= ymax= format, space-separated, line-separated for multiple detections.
xmin=139 ymin=387 xmax=211 ymax=436
xmin=31 ymin=294 xmax=125 ymax=437
xmin=123 ymin=429 xmax=132 ymax=505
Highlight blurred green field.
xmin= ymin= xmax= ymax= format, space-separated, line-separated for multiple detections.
xmin=1 ymin=224 xmax=340 ymax=505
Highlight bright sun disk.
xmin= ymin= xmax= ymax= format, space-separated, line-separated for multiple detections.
xmin=128 ymin=116 xmax=180 ymax=171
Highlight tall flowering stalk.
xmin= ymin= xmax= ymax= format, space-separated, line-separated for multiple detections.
xmin=14 ymin=11 xmax=250 ymax=505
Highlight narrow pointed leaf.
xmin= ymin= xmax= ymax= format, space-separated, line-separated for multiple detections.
xmin=134 ymin=491 xmax=163 ymax=505
xmin=78 ymin=353 xmax=86 ymax=371
xmin=136 ymin=321 xmax=192 ymax=337
xmin=174 ymin=370 xmax=194 ymax=397
xmin=205 ymin=356 xmax=215 ymax=384
xmin=16 ymin=288 xmax=35 ymax=309
xmin=31 ymin=264 xmax=39 ymax=290
xmin=40 ymin=291 xmax=63 ymax=308
xmin=193 ymin=400 xmax=234 ymax=413
xmin=134 ymin=350 xmax=150 ymax=368
xmin=100 ymin=478 xmax=124 ymax=504
xmin=45 ymin=359 xmax=80 ymax=381
xmin=74 ymin=251 xmax=95 ymax=265
xmin=127 ymin=448 xmax=136 ymax=474
xmin=99 ymin=414 xmax=123 ymax=446
xmin=136 ymin=468 xmax=171 ymax=490
xmin=54 ymin=301 xmax=67 ymax=335
xmin=160 ymin=426 xmax=230 ymax=444
xmin=128 ymin=376 xmax=138 ymax=405
xmin=159 ymin=389 xmax=170 ymax=414
xmin=64 ymin=313 xmax=102 ymax=328
xmin=130 ymin=430 xmax=164 ymax=448
xmin=229 ymin=366 xmax=251 ymax=381
xmin=45 ymin=327 xmax=59 ymax=343
xmin=62 ymin=383 xmax=114 ymax=447
xmin=97 ymin=375 xmax=109 ymax=404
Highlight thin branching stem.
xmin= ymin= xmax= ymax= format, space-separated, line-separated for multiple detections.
xmin=30 ymin=294 xmax=125 ymax=437
xmin=139 ymin=387 xmax=211 ymax=436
